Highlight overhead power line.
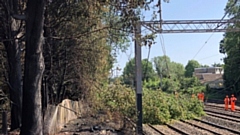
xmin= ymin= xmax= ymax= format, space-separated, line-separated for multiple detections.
xmin=192 ymin=32 xmax=215 ymax=60
xmin=158 ymin=34 xmax=170 ymax=77
xmin=198 ymin=54 xmax=220 ymax=61
xmin=192 ymin=0 xmax=238 ymax=60
xmin=143 ymin=45 xmax=151 ymax=81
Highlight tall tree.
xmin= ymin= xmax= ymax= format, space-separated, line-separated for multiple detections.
xmin=41 ymin=0 xmax=122 ymax=104
xmin=122 ymin=58 xmax=156 ymax=86
xmin=153 ymin=56 xmax=171 ymax=78
xmin=185 ymin=60 xmax=201 ymax=77
xmin=221 ymin=0 xmax=240 ymax=94
xmin=153 ymin=56 xmax=185 ymax=79
xmin=170 ymin=61 xmax=185 ymax=79
xmin=20 ymin=0 xmax=45 ymax=134
xmin=0 ymin=0 xmax=24 ymax=130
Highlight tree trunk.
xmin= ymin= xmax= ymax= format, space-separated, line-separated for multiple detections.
xmin=2 ymin=0 xmax=23 ymax=130
xmin=3 ymin=35 xmax=22 ymax=131
xmin=20 ymin=0 xmax=45 ymax=134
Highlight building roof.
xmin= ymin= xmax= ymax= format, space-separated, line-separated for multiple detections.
xmin=200 ymin=74 xmax=223 ymax=84
xmin=194 ymin=67 xmax=223 ymax=70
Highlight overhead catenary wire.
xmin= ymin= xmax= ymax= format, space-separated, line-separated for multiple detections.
xmin=198 ymin=54 xmax=220 ymax=61
xmin=143 ymin=45 xmax=151 ymax=81
xmin=159 ymin=34 xmax=170 ymax=77
xmin=142 ymin=33 xmax=169 ymax=82
xmin=192 ymin=33 xmax=215 ymax=60
xmin=192 ymin=0 xmax=238 ymax=60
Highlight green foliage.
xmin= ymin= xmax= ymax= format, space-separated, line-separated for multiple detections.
xmin=179 ymin=77 xmax=205 ymax=94
xmin=221 ymin=0 xmax=240 ymax=95
xmin=201 ymin=64 xmax=209 ymax=67
xmin=153 ymin=56 xmax=171 ymax=78
xmin=212 ymin=63 xmax=224 ymax=67
xmin=161 ymin=78 xmax=180 ymax=93
xmin=122 ymin=58 xmax=156 ymax=86
xmin=143 ymin=90 xmax=171 ymax=124
xmin=143 ymin=89 xmax=205 ymax=125
xmin=93 ymin=82 xmax=136 ymax=120
xmin=185 ymin=60 xmax=201 ymax=77
xmin=41 ymin=0 xmax=137 ymax=102
xmin=180 ymin=77 xmax=200 ymax=89
xmin=153 ymin=56 xmax=185 ymax=80
xmin=170 ymin=62 xmax=185 ymax=79
xmin=94 ymin=81 xmax=205 ymax=125
xmin=143 ymin=79 xmax=160 ymax=90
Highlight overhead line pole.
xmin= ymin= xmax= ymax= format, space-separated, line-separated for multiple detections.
xmin=135 ymin=22 xmax=143 ymax=135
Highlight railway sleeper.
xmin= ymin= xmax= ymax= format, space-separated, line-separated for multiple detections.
xmin=180 ymin=120 xmax=221 ymax=135
xmin=204 ymin=108 xmax=240 ymax=119
xmin=186 ymin=119 xmax=236 ymax=135
xmin=204 ymin=103 xmax=240 ymax=112
xmin=145 ymin=124 xmax=165 ymax=135
xmin=166 ymin=123 xmax=190 ymax=135
xmin=152 ymin=125 xmax=182 ymax=135
xmin=194 ymin=118 xmax=240 ymax=135
xmin=202 ymin=115 xmax=240 ymax=131
xmin=205 ymin=111 xmax=240 ymax=123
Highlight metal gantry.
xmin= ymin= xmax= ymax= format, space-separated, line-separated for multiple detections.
xmin=141 ymin=19 xmax=240 ymax=33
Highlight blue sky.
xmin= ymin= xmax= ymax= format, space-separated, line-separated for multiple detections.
xmin=113 ymin=0 xmax=228 ymax=76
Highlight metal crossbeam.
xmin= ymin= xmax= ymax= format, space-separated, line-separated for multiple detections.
xmin=141 ymin=19 xmax=240 ymax=33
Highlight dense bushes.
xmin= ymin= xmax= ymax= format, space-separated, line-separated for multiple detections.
xmin=143 ymin=89 xmax=204 ymax=124
xmin=93 ymin=83 xmax=136 ymax=119
xmin=94 ymin=82 xmax=205 ymax=125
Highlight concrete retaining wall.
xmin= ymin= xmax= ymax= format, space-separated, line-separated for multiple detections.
xmin=43 ymin=99 xmax=82 ymax=135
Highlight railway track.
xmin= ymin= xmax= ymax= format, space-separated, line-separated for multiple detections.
xmin=145 ymin=124 xmax=165 ymax=135
xmin=144 ymin=124 xmax=185 ymax=135
xmin=204 ymin=103 xmax=240 ymax=112
xmin=193 ymin=118 xmax=240 ymax=134
xmin=144 ymin=118 xmax=240 ymax=135
xmin=143 ymin=103 xmax=240 ymax=135
xmin=180 ymin=120 xmax=222 ymax=135
xmin=206 ymin=99 xmax=240 ymax=106
xmin=205 ymin=110 xmax=240 ymax=122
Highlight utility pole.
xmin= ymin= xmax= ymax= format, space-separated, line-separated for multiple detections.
xmin=135 ymin=22 xmax=143 ymax=135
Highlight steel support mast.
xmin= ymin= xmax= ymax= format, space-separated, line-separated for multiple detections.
xmin=134 ymin=22 xmax=143 ymax=135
